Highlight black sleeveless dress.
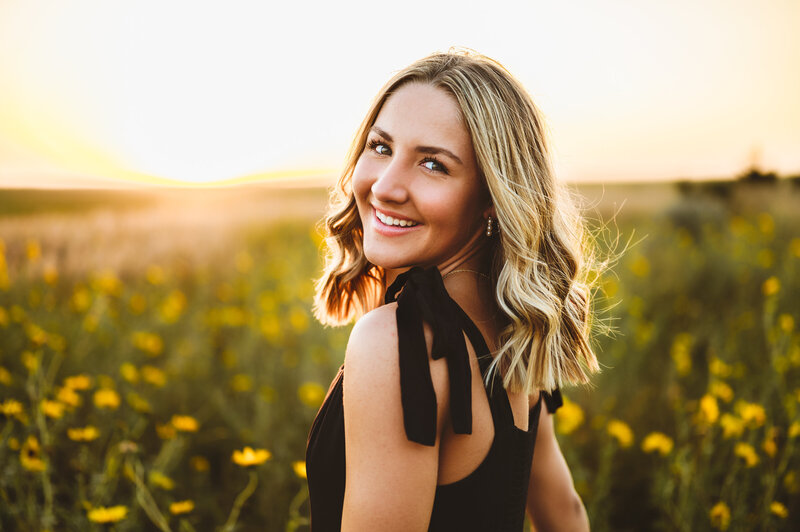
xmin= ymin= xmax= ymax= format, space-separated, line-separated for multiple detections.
xmin=305 ymin=266 xmax=563 ymax=531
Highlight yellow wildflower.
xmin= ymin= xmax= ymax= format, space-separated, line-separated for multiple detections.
xmin=190 ymin=455 xmax=210 ymax=472
xmin=763 ymin=427 xmax=778 ymax=457
xmin=0 ymin=366 xmax=12 ymax=385
xmin=43 ymin=263 xmax=58 ymax=284
xmin=1 ymin=399 xmax=24 ymax=419
xmin=141 ymin=365 xmax=166 ymax=387
xmin=641 ymin=432 xmax=674 ymax=456
xmin=222 ymin=306 xmax=248 ymax=328
xmin=46 ymin=333 xmax=65 ymax=352
xmin=789 ymin=422 xmax=800 ymax=439
xmin=232 ymin=446 xmax=272 ymax=467
xmin=7 ymin=437 xmax=19 ymax=450
xmin=709 ymin=357 xmax=733 ymax=378
xmin=708 ymin=380 xmax=733 ymax=403
xmin=762 ymin=276 xmax=780 ymax=296
xmin=126 ymin=392 xmax=152 ymax=413
xmin=171 ymin=415 xmax=199 ymax=432
xmin=555 ymin=397 xmax=585 ymax=435
xmin=149 ymin=470 xmax=174 ymax=490
xmin=26 ymin=239 xmax=41 ymax=263
xmin=146 ymin=265 xmax=165 ymax=285
xmin=97 ymin=375 xmax=115 ymax=389
xmin=607 ymin=419 xmax=634 ymax=448
xmin=756 ymin=212 xmax=774 ymax=235
xmin=40 ymin=400 xmax=65 ymax=419
xmin=670 ymin=333 xmax=692 ymax=376
xmin=293 ymin=460 xmax=307 ymax=479
xmin=259 ymin=314 xmax=281 ymax=341
xmin=734 ymin=442 xmax=759 ymax=467
xmin=129 ymin=292 xmax=147 ymax=314
xmin=132 ymin=331 xmax=164 ymax=357
xmin=20 ymin=435 xmax=46 ymax=472
xmin=790 ymin=346 xmax=800 ymax=367
xmin=289 ymin=306 xmax=309 ymax=332
xmin=64 ymin=374 xmax=92 ymax=390
xmin=784 ymin=471 xmax=799 ymax=494
xmin=87 ymin=505 xmax=128 ymax=523
xmin=57 ymin=386 xmax=82 ymax=408
xmin=719 ymin=414 xmax=745 ymax=439
xmin=90 ymin=270 xmax=122 ymax=296
xmin=22 ymin=350 xmax=39 ymax=373
xmin=70 ymin=287 xmax=91 ymax=313
xmin=298 ymin=382 xmax=326 ymax=408
xmin=260 ymin=385 xmax=277 ymax=403
xmin=769 ymin=501 xmax=788 ymax=518
xmin=169 ymin=500 xmax=195 ymax=515
xmin=24 ymin=323 xmax=48 ymax=345
xmin=156 ymin=423 xmax=176 ymax=440
xmin=120 ymin=363 xmax=139 ymax=383
xmin=230 ymin=373 xmax=253 ymax=392
xmin=93 ymin=389 xmax=120 ymax=410
xmin=709 ymin=501 xmax=731 ymax=530
xmin=696 ymin=394 xmax=719 ymax=425
xmin=159 ymin=289 xmax=187 ymax=323
xmin=757 ymin=249 xmax=774 ymax=268
xmin=779 ymin=314 xmax=795 ymax=333
xmin=735 ymin=401 xmax=766 ymax=428
xmin=67 ymin=426 xmax=100 ymax=442
xmin=82 ymin=315 xmax=98 ymax=332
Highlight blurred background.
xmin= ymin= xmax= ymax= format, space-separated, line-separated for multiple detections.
xmin=0 ymin=0 xmax=798 ymax=530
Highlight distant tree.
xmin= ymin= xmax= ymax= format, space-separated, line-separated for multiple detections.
xmin=738 ymin=167 xmax=777 ymax=184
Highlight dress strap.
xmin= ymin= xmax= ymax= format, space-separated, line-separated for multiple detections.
xmin=385 ymin=266 xmax=473 ymax=446
xmin=453 ymin=301 xmax=564 ymax=425
xmin=541 ymin=388 xmax=563 ymax=414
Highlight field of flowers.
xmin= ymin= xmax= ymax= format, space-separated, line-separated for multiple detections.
xmin=0 ymin=179 xmax=798 ymax=531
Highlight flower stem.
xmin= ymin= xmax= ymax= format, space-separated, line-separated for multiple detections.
xmin=221 ymin=470 xmax=259 ymax=532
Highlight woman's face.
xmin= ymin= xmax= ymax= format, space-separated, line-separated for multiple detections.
xmin=352 ymin=82 xmax=491 ymax=273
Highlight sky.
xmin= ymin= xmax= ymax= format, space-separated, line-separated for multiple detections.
xmin=0 ymin=0 xmax=798 ymax=187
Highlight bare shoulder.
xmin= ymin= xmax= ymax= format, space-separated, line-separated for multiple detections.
xmin=340 ymin=303 xmax=446 ymax=529
xmin=345 ymin=303 xmax=401 ymax=368
xmin=343 ymin=302 xmax=449 ymax=439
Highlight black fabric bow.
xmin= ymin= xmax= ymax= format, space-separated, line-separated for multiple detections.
xmin=385 ymin=266 xmax=474 ymax=446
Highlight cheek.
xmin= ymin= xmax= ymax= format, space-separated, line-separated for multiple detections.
xmin=429 ymin=187 xmax=483 ymax=235
xmin=351 ymin=159 xmax=373 ymax=209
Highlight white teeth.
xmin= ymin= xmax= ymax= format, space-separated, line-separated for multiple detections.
xmin=375 ymin=210 xmax=418 ymax=227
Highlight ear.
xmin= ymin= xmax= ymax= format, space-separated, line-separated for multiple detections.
xmin=482 ymin=204 xmax=496 ymax=220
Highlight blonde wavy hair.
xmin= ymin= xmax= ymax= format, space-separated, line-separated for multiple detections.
xmin=313 ymin=48 xmax=603 ymax=394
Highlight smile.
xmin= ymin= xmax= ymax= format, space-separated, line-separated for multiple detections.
xmin=374 ymin=208 xmax=420 ymax=228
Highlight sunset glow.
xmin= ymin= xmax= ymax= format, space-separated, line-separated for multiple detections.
xmin=0 ymin=0 xmax=798 ymax=187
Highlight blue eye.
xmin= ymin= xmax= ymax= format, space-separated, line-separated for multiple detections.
xmin=422 ymin=158 xmax=449 ymax=175
xmin=367 ymin=139 xmax=391 ymax=156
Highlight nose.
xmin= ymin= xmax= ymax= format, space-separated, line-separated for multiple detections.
xmin=370 ymin=157 xmax=409 ymax=204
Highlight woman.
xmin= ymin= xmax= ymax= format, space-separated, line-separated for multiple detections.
xmin=306 ymin=49 xmax=600 ymax=531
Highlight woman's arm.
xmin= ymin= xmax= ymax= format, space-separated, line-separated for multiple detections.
xmin=340 ymin=305 xmax=449 ymax=532
xmin=526 ymin=396 xmax=590 ymax=531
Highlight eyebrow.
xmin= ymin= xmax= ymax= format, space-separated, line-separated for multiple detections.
xmin=369 ymin=126 xmax=464 ymax=166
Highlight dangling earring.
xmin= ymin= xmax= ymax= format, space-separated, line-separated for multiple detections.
xmin=486 ymin=216 xmax=494 ymax=237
